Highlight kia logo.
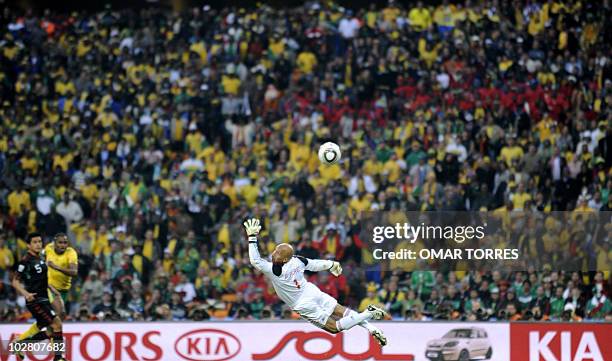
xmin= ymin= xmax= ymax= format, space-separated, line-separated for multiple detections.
xmin=529 ymin=331 xmax=604 ymax=361
xmin=175 ymin=329 xmax=241 ymax=361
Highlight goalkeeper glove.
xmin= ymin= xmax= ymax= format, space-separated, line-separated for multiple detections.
xmin=329 ymin=261 xmax=342 ymax=277
xmin=243 ymin=218 xmax=262 ymax=237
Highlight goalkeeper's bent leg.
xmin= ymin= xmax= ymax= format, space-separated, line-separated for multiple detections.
xmin=336 ymin=309 xmax=374 ymax=331
xmin=336 ymin=308 xmax=388 ymax=346
xmin=341 ymin=308 xmax=377 ymax=332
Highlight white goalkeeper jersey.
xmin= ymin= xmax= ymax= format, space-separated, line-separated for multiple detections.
xmin=248 ymin=238 xmax=334 ymax=309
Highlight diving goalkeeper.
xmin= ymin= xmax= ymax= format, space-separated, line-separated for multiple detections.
xmin=243 ymin=218 xmax=389 ymax=346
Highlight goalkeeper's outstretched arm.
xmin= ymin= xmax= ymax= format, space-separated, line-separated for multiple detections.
xmin=297 ymin=256 xmax=343 ymax=276
xmin=248 ymin=236 xmax=272 ymax=273
xmin=244 ymin=218 xmax=272 ymax=273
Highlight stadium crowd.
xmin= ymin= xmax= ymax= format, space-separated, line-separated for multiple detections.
xmin=0 ymin=0 xmax=611 ymax=323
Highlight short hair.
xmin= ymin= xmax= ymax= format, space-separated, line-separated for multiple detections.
xmin=26 ymin=232 xmax=43 ymax=244
xmin=54 ymin=233 xmax=68 ymax=242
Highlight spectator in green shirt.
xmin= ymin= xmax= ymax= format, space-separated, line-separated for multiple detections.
xmin=411 ymin=270 xmax=435 ymax=299
xmin=464 ymin=289 xmax=482 ymax=313
xmin=424 ymin=288 xmax=442 ymax=315
xmin=485 ymin=287 xmax=502 ymax=319
xmin=405 ymin=141 xmax=426 ymax=168
xmin=445 ymin=285 xmax=462 ymax=312
xmin=586 ymin=285 xmax=611 ymax=320
xmin=176 ymin=241 xmax=199 ymax=281
xmin=517 ymin=280 xmax=535 ymax=310
xmin=549 ymin=286 xmax=567 ymax=320
xmin=249 ymin=289 xmax=266 ymax=319
xmin=402 ymin=289 xmax=424 ymax=317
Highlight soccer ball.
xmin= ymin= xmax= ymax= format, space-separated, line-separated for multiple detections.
xmin=318 ymin=142 xmax=341 ymax=165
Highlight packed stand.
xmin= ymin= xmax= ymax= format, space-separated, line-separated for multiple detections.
xmin=0 ymin=0 xmax=611 ymax=322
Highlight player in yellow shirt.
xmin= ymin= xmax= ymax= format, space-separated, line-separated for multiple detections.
xmin=44 ymin=233 xmax=78 ymax=318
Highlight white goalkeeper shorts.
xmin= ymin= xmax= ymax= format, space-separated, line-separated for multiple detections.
xmin=292 ymin=283 xmax=338 ymax=328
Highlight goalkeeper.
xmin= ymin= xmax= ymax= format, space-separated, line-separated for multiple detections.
xmin=243 ymin=218 xmax=389 ymax=346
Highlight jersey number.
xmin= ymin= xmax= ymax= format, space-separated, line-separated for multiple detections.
xmin=34 ymin=264 xmax=43 ymax=274
xmin=294 ymin=280 xmax=301 ymax=289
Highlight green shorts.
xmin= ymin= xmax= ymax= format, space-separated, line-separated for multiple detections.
xmin=48 ymin=289 xmax=69 ymax=304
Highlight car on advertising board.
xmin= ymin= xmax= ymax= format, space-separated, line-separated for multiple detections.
xmin=425 ymin=327 xmax=492 ymax=361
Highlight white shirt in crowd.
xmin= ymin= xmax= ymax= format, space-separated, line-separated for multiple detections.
xmin=436 ymin=72 xmax=450 ymax=89
xmin=36 ymin=193 xmax=55 ymax=216
xmin=224 ymin=119 xmax=255 ymax=148
xmin=348 ymin=175 xmax=377 ymax=196
xmin=179 ymin=157 xmax=204 ymax=172
xmin=72 ymin=170 xmax=86 ymax=190
xmin=234 ymin=177 xmax=250 ymax=190
xmin=339 ymin=17 xmax=360 ymax=39
xmin=551 ymin=155 xmax=562 ymax=181
xmin=445 ymin=140 xmax=467 ymax=163
xmin=56 ymin=200 xmax=84 ymax=223
xmin=175 ymin=281 xmax=196 ymax=303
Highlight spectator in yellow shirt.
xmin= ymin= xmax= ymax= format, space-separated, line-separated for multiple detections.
xmin=268 ymin=34 xmax=285 ymax=58
xmin=221 ymin=72 xmax=241 ymax=96
xmin=418 ymin=38 xmax=441 ymax=68
xmin=80 ymin=179 xmax=99 ymax=205
xmin=528 ymin=10 xmax=545 ymax=36
xmin=20 ymin=151 xmax=39 ymax=175
xmin=240 ymin=176 xmax=260 ymax=207
xmin=359 ymin=283 xmax=384 ymax=312
xmin=92 ymin=225 xmax=111 ymax=256
xmin=382 ymin=3 xmax=401 ymax=24
xmin=433 ymin=1 xmax=457 ymax=32
xmin=296 ymin=49 xmax=317 ymax=74
xmin=318 ymin=163 xmax=342 ymax=184
xmin=499 ymin=137 xmax=524 ymax=167
xmin=8 ymin=186 xmax=31 ymax=216
xmin=185 ymin=128 xmax=205 ymax=154
xmin=52 ymin=149 xmax=74 ymax=172
xmin=408 ymin=2 xmax=432 ymax=31
xmin=382 ymin=154 xmax=402 ymax=183
xmin=365 ymin=4 xmax=378 ymax=28
xmin=288 ymin=137 xmax=311 ymax=171
xmin=349 ymin=192 xmax=372 ymax=218
xmin=0 ymin=236 xmax=14 ymax=275
xmin=55 ymin=74 xmax=76 ymax=96
xmin=363 ymin=153 xmax=383 ymax=176
xmin=510 ymin=183 xmax=532 ymax=210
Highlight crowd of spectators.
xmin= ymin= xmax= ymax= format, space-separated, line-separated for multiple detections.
xmin=0 ymin=0 xmax=611 ymax=323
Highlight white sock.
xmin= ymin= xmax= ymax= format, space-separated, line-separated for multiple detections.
xmin=347 ymin=309 xmax=377 ymax=332
xmin=336 ymin=309 xmax=375 ymax=331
